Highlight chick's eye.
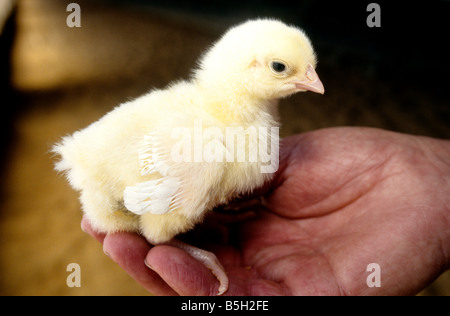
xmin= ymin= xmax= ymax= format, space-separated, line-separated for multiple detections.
xmin=271 ymin=61 xmax=287 ymax=73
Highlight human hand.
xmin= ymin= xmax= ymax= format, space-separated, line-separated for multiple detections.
xmin=82 ymin=127 xmax=450 ymax=295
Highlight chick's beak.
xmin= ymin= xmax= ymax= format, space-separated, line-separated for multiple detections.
xmin=293 ymin=64 xmax=325 ymax=95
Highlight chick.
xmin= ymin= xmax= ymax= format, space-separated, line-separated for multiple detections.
xmin=53 ymin=18 xmax=324 ymax=295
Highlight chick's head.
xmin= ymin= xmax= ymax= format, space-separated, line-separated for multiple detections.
xmin=195 ymin=19 xmax=324 ymax=101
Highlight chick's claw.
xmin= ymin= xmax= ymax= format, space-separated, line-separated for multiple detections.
xmin=164 ymin=239 xmax=229 ymax=295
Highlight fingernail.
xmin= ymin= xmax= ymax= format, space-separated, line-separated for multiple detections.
xmin=80 ymin=221 xmax=87 ymax=233
xmin=144 ymin=258 xmax=154 ymax=270
xmin=103 ymin=245 xmax=111 ymax=258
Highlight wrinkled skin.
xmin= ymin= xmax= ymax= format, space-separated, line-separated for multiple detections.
xmin=82 ymin=127 xmax=450 ymax=295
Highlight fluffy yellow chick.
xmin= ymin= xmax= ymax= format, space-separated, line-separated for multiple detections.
xmin=53 ymin=18 xmax=324 ymax=295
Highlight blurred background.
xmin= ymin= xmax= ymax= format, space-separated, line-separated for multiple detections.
xmin=0 ymin=0 xmax=448 ymax=295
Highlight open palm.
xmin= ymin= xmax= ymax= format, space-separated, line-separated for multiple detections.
xmin=83 ymin=127 xmax=450 ymax=295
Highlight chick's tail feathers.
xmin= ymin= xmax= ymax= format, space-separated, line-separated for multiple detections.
xmin=52 ymin=134 xmax=88 ymax=191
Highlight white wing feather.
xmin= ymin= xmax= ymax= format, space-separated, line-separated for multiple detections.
xmin=123 ymin=134 xmax=181 ymax=215
xmin=138 ymin=134 xmax=170 ymax=177
xmin=124 ymin=177 xmax=182 ymax=215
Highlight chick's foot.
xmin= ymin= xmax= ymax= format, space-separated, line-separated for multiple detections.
xmin=164 ymin=239 xmax=229 ymax=295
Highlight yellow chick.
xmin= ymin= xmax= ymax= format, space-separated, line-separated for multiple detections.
xmin=53 ymin=18 xmax=324 ymax=295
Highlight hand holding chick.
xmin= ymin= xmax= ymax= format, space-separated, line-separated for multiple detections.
xmin=85 ymin=128 xmax=450 ymax=296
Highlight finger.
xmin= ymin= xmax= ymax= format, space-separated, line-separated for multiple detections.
xmin=103 ymin=233 xmax=177 ymax=295
xmin=81 ymin=215 xmax=106 ymax=243
xmin=145 ymin=245 xmax=221 ymax=296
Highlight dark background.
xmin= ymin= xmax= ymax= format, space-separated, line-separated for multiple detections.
xmin=0 ymin=0 xmax=448 ymax=295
